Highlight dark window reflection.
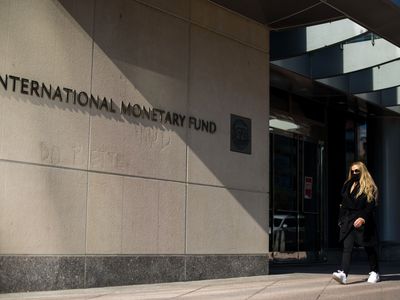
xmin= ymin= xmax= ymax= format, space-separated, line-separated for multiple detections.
xmin=303 ymin=141 xmax=318 ymax=213
xmin=299 ymin=213 xmax=320 ymax=251
xmin=270 ymin=132 xmax=323 ymax=257
xmin=357 ymin=122 xmax=367 ymax=163
xmin=274 ymin=135 xmax=297 ymax=211
xmin=345 ymin=120 xmax=355 ymax=169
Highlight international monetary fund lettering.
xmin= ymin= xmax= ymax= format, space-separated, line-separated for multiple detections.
xmin=0 ymin=73 xmax=217 ymax=134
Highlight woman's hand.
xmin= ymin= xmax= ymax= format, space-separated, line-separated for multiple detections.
xmin=353 ymin=217 xmax=365 ymax=228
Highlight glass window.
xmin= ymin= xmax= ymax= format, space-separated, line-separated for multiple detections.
xmin=303 ymin=141 xmax=319 ymax=213
xmin=345 ymin=120 xmax=355 ymax=168
xmin=274 ymin=135 xmax=297 ymax=211
xmin=299 ymin=213 xmax=320 ymax=251
xmin=345 ymin=119 xmax=367 ymax=169
xmin=357 ymin=122 xmax=367 ymax=163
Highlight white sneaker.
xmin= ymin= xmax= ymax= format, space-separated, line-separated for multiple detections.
xmin=332 ymin=270 xmax=347 ymax=284
xmin=367 ymin=271 xmax=380 ymax=283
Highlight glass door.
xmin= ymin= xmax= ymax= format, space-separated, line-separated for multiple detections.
xmin=269 ymin=132 xmax=323 ymax=262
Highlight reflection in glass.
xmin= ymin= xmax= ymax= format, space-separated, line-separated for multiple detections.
xmin=345 ymin=120 xmax=355 ymax=169
xmin=270 ymin=133 xmax=323 ymax=259
xmin=303 ymin=141 xmax=318 ymax=213
xmin=274 ymin=135 xmax=297 ymax=211
xmin=358 ymin=122 xmax=367 ymax=163
xmin=299 ymin=213 xmax=320 ymax=251
xmin=272 ymin=212 xmax=298 ymax=252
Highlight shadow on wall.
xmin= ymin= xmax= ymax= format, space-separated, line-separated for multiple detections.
xmin=64 ymin=0 xmax=269 ymax=252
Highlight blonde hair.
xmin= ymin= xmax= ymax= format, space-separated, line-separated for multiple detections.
xmin=346 ymin=161 xmax=378 ymax=203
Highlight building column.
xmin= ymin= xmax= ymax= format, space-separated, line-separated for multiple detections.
xmin=368 ymin=116 xmax=400 ymax=259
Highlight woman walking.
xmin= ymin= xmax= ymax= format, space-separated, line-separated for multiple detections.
xmin=332 ymin=161 xmax=380 ymax=284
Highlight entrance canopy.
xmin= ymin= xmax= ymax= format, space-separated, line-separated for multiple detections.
xmin=211 ymin=0 xmax=400 ymax=113
xmin=211 ymin=0 xmax=400 ymax=45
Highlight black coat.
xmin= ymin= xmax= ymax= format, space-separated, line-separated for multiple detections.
xmin=338 ymin=178 xmax=378 ymax=246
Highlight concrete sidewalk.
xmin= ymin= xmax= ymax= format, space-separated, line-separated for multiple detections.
xmin=1 ymin=262 xmax=399 ymax=300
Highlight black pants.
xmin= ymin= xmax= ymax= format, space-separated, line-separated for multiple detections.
xmin=341 ymin=230 xmax=379 ymax=276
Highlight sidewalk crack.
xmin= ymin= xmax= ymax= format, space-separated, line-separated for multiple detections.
xmin=315 ymin=278 xmax=333 ymax=300
xmin=173 ymin=285 xmax=211 ymax=299
xmin=246 ymin=280 xmax=279 ymax=300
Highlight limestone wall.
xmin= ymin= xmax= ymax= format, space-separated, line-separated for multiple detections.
xmin=0 ymin=0 xmax=269 ymax=292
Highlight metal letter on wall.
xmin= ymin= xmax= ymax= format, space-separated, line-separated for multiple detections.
xmin=230 ymin=114 xmax=251 ymax=155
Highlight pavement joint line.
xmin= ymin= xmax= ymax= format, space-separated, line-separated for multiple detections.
xmin=89 ymin=292 xmax=117 ymax=300
xmin=88 ymin=295 xmax=109 ymax=300
xmin=173 ymin=284 xmax=211 ymax=299
xmin=315 ymin=278 xmax=335 ymax=300
xmin=245 ymin=280 xmax=280 ymax=300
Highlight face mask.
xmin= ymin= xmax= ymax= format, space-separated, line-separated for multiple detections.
xmin=351 ymin=173 xmax=361 ymax=181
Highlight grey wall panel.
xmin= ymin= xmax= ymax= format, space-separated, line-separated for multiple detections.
xmin=369 ymin=117 xmax=400 ymax=243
